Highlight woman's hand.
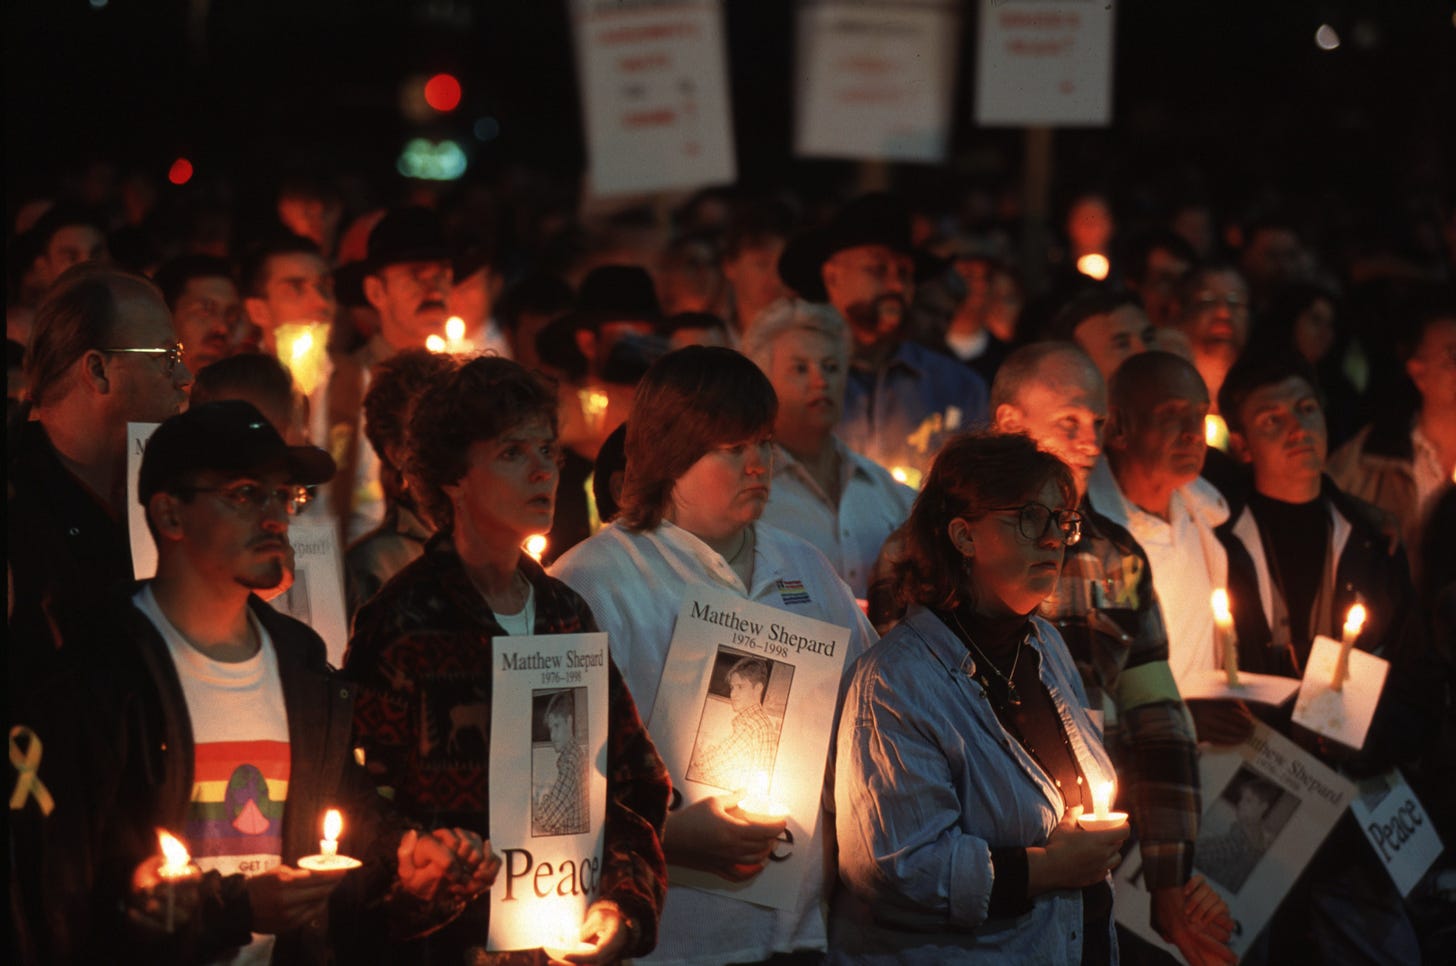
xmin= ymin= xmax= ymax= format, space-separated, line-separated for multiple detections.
xmin=1026 ymin=809 xmax=1129 ymax=894
xmin=662 ymin=794 xmax=785 ymax=882
xmin=545 ymin=899 xmax=635 ymax=964
xmin=1152 ymin=875 xmax=1237 ymax=965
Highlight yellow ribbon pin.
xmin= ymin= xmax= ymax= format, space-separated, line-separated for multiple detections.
xmin=9 ymin=725 xmax=55 ymax=817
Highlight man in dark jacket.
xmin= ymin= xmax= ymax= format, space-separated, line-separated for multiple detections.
xmin=12 ymin=401 xmax=496 ymax=964
xmin=1216 ymin=353 xmax=1440 ymax=965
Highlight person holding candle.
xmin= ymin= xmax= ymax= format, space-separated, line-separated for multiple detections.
xmin=345 ymin=355 xmax=672 ymax=963
xmin=47 ymin=401 xmax=498 ymax=964
xmin=551 ymin=345 xmax=877 ymax=965
xmin=1215 ymin=352 xmax=1439 ymax=964
xmin=833 ymin=432 xmax=1129 ymax=963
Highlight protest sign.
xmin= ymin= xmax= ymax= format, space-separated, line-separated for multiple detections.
xmin=1350 ymin=770 xmax=1443 ymax=897
xmin=975 ymin=0 xmax=1115 ymax=126
xmin=487 ymin=633 xmax=611 ymax=954
xmin=794 ymin=0 xmax=960 ymax=162
xmin=269 ymin=522 xmax=349 ymax=669
xmin=571 ymin=0 xmax=735 ymax=196
xmin=648 ymin=587 xmax=850 ymax=910
xmin=1116 ymin=723 xmax=1354 ymax=958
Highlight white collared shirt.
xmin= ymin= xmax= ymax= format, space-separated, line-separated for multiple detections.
xmin=760 ymin=439 xmax=916 ymax=598
xmin=551 ymin=519 xmax=876 ymax=965
xmin=1088 ymin=459 xmax=1230 ymax=692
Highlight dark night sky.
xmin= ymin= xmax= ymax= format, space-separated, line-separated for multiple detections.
xmin=6 ymin=0 xmax=1454 ymax=226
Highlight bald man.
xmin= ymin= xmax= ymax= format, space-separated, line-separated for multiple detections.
xmin=993 ymin=345 xmax=1231 ymax=964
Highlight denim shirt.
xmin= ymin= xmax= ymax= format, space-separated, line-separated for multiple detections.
xmin=832 ymin=607 xmax=1118 ymax=964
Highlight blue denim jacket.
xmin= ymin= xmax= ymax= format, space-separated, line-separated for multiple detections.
xmin=832 ymin=607 xmax=1118 ymax=964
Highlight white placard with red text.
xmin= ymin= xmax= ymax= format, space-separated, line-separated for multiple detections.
xmin=794 ymin=0 xmax=961 ymax=162
xmin=975 ymin=0 xmax=1116 ymax=126
xmin=488 ymin=633 xmax=610 ymax=953
xmin=571 ymin=0 xmax=736 ymax=197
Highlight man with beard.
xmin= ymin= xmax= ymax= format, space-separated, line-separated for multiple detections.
xmin=1090 ymin=352 xmax=1254 ymax=746
xmin=327 ymin=208 xmax=455 ymax=539
xmin=778 ymin=194 xmax=988 ymax=484
xmin=153 ymin=254 xmax=242 ymax=375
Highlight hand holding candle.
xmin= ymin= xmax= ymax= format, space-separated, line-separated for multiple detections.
xmin=1330 ymin=603 xmax=1367 ymax=692
xmin=734 ymin=771 xmax=790 ymax=825
xmin=155 ymin=830 xmax=199 ymax=933
xmin=298 ymin=808 xmax=362 ymax=872
xmin=1211 ymin=589 xmax=1240 ymax=688
xmin=1076 ymin=779 xmax=1128 ymax=832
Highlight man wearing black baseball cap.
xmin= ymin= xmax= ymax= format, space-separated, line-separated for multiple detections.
xmin=103 ymin=400 xmax=496 ymax=959
xmin=361 ymin=206 xmax=455 ymax=353
xmin=778 ymin=194 xmax=988 ymax=484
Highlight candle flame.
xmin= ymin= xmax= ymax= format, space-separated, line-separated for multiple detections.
xmin=1204 ymin=413 xmax=1229 ymax=449
xmin=1094 ymin=780 xmax=1114 ymax=821
xmin=890 ymin=467 xmax=909 ymax=484
xmin=585 ymin=390 xmax=609 ymax=417
xmin=1076 ymin=253 xmax=1110 ymax=281
xmin=1210 ymin=588 xmax=1232 ymax=624
xmin=158 ymin=830 xmax=191 ymax=875
xmin=746 ymin=770 xmax=770 ymax=800
xmin=425 ymin=334 xmax=447 ymax=353
xmin=445 ymin=316 xmax=466 ymax=341
xmin=323 ymin=809 xmax=342 ymax=843
xmin=524 ymin=534 xmax=548 ymax=562
xmin=1343 ymin=603 xmax=1367 ymax=638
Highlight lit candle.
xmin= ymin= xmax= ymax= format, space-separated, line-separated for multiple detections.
xmin=1211 ymin=589 xmax=1240 ymax=687
xmin=1076 ymin=253 xmax=1111 ymax=281
xmin=272 ymin=322 xmax=328 ymax=396
xmin=1330 ymin=603 xmax=1367 ymax=692
xmin=1204 ymin=413 xmax=1230 ymax=451
xmin=735 ymin=771 xmax=790 ymax=824
xmin=1076 ymin=779 xmax=1128 ymax=831
xmin=425 ymin=334 xmax=447 ymax=353
xmin=298 ymin=809 xmax=362 ymax=871
xmin=538 ymin=901 xmax=595 ymax=962
xmin=524 ymin=534 xmax=548 ymax=563
xmin=579 ymin=388 xmax=610 ymax=434
xmin=156 ymin=830 xmax=198 ymax=933
xmin=444 ymin=315 xmax=470 ymax=353
xmin=889 ymin=466 xmax=922 ymax=489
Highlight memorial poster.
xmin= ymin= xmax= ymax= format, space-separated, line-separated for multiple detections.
xmin=487 ymin=633 xmax=611 ymax=953
xmin=1350 ymin=770 xmax=1443 ymax=897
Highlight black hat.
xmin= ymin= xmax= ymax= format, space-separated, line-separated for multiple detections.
xmin=577 ymin=265 xmax=662 ymax=325
xmin=777 ymin=193 xmax=930 ymax=303
xmin=139 ymin=401 xmax=336 ymax=505
xmin=365 ymin=207 xmax=454 ymax=273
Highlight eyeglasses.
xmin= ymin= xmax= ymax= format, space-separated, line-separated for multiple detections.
xmin=987 ymin=502 xmax=1084 ymax=546
xmin=100 ymin=343 xmax=186 ymax=375
xmin=180 ymin=482 xmax=312 ymax=516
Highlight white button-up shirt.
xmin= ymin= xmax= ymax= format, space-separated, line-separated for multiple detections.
xmin=760 ymin=439 xmax=916 ymax=598
xmin=552 ymin=519 xmax=876 ymax=965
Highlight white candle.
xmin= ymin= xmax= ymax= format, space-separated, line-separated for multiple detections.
xmin=1211 ymin=589 xmax=1240 ymax=687
xmin=299 ymin=808 xmax=362 ymax=871
xmin=538 ymin=901 xmax=595 ymax=962
xmin=425 ymin=334 xmax=447 ymax=353
xmin=1331 ymin=603 xmax=1367 ymax=692
xmin=524 ymin=534 xmax=548 ymax=563
xmin=157 ymin=830 xmax=197 ymax=932
xmin=1077 ymin=778 xmax=1128 ymax=831
xmin=735 ymin=771 xmax=790 ymax=824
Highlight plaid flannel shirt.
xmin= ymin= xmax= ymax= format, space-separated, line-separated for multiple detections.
xmin=345 ymin=535 xmax=670 ymax=958
xmin=535 ymin=739 xmax=589 ymax=836
xmin=690 ymin=703 xmax=778 ymax=790
xmin=1039 ymin=503 xmax=1201 ymax=891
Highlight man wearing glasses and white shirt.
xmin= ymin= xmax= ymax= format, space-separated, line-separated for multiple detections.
xmin=9 ymin=265 xmax=192 ymax=673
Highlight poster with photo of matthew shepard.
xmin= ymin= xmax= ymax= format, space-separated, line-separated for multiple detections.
xmin=1114 ymin=723 xmax=1354 ymax=958
xmin=487 ymin=633 xmax=609 ymax=954
xmin=648 ymin=587 xmax=850 ymax=911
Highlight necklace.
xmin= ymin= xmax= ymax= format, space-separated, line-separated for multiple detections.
xmin=725 ymin=527 xmax=750 ymax=564
xmin=950 ymin=609 xmax=1023 ymax=708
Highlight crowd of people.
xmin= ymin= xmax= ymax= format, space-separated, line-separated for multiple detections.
xmin=6 ymin=168 xmax=1453 ymax=966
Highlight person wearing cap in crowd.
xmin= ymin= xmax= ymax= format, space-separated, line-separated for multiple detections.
xmin=778 ymin=193 xmax=989 ymax=486
xmin=8 ymin=266 xmax=192 ymax=676
xmin=446 ymin=236 xmax=510 ymax=359
xmin=61 ymin=400 xmax=498 ymax=962
xmin=720 ymin=198 xmax=794 ymax=340
xmin=326 ymin=206 xmax=455 ymax=542
xmin=152 ymin=254 xmax=243 ymax=376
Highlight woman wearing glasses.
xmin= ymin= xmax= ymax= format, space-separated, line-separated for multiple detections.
xmin=343 ymin=356 xmax=670 ymax=963
xmin=833 ymin=432 xmax=1128 ymax=964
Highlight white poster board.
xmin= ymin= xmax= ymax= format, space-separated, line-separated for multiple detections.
xmin=647 ymin=588 xmax=850 ymax=910
xmin=487 ymin=633 xmax=611 ymax=954
xmin=1290 ymin=635 xmax=1389 ymax=751
xmin=974 ymin=0 xmax=1116 ymax=127
xmin=127 ymin=422 xmax=162 ymax=579
xmin=794 ymin=0 xmax=960 ymax=162
xmin=1351 ymin=770 xmax=1443 ymax=897
xmin=1115 ymin=724 xmax=1354 ymax=958
xmin=270 ymin=523 xmax=349 ymax=669
xmin=571 ymin=0 xmax=736 ymax=197
xmin=1176 ymin=670 xmax=1301 ymax=707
